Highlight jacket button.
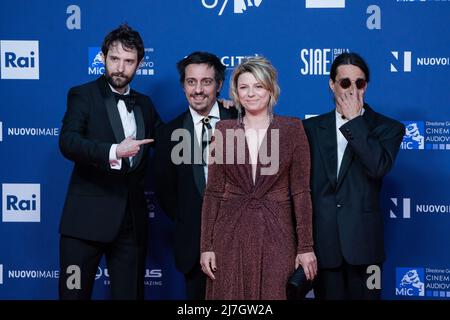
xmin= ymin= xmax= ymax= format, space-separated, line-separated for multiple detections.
xmin=337 ymin=204 xmax=342 ymax=208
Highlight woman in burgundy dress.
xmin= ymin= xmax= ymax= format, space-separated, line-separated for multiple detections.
xmin=200 ymin=56 xmax=317 ymax=299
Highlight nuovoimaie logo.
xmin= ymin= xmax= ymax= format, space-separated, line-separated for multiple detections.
xmin=390 ymin=51 xmax=412 ymax=72
xmin=391 ymin=50 xmax=449 ymax=72
xmin=396 ymin=267 xmax=425 ymax=297
xmin=0 ymin=264 xmax=3 ymax=284
xmin=0 ymin=40 xmax=39 ymax=79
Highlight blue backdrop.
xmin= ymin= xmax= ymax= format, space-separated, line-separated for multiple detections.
xmin=1 ymin=0 xmax=449 ymax=300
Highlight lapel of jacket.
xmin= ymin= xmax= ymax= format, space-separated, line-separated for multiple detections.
xmin=336 ymin=142 xmax=354 ymax=190
xmin=129 ymin=91 xmax=145 ymax=171
xmin=97 ymin=76 xmax=131 ymax=168
xmin=218 ymin=100 xmax=237 ymax=120
xmin=183 ymin=111 xmax=206 ymax=196
xmin=317 ymin=111 xmax=338 ymax=190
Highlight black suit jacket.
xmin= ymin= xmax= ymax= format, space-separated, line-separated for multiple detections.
xmin=154 ymin=103 xmax=237 ymax=274
xmin=303 ymin=105 xmax=404 ymax=268
xmin=59 ymin=76 xmax=162 ymax=245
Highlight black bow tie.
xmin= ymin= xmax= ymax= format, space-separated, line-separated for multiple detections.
xmin=113 ymin=92 xmax=136 ymax=113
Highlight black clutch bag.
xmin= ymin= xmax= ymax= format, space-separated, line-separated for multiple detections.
xmin=286 ymin=266 xmax=313 ymax=300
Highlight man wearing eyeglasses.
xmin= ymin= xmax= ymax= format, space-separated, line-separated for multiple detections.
xmin=154 ymin=51 xmax=237 ymax=299
xmin=303 ymin=52 xmax=405 ymax=300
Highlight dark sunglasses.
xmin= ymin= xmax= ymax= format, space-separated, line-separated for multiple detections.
xmin=336 ymin=78 xmax=367 ymax=90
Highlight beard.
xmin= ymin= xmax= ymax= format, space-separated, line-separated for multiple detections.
xmin=104 ymin=70 xmax=134 ymax=91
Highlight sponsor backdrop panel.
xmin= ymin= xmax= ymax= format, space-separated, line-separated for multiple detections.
xmin=0 ymin=0 xmax=449 ymax=299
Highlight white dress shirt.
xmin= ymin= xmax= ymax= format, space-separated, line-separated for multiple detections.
xmin=108 ymin=85 xmax=137 ymax=170
xmin=335 ymin=108 xmax=365 ymax=176
xmin=189 ymin=101 xmax=220 ymax=182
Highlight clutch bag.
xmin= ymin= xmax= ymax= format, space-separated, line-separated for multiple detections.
xmin=286 ymin=266 xmax=313 ymax=300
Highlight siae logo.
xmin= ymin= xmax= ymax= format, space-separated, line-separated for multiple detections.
xmin=0 ymin=40 xmax=39 ymax=79
xmin=202 ymin=0 xmax=262 ymax=16
xmin=390 ymin=198 xmax=411 ymax=219
xmin=390 ymin=51 xmax=412 ymax=72
xmin=0 ymin=264 xmax=3 ymax=285
xmin=300 ymin=48 xmax=349 ymax=76
xmin=2 ymin=184 xmax=41 ymax=222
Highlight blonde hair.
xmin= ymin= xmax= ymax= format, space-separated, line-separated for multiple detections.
xmin=230 ymin=56 xmax=280 ymax=112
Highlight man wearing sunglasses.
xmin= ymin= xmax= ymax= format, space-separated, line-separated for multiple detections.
xmin=303 ymin=52 xmax=405 ymax=300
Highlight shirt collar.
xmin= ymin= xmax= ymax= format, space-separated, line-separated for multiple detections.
xmin=335 ymin=107 xmax=365 ymax=126
xmin=189 ymin=101 xmax=220 ymax=125
xmin=335 ymin=109 xmax=348 ymax=127
xmin=108 ymin=83 xmax=130 ymax=95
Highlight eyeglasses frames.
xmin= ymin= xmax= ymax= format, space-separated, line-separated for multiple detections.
xmin=336 ymin=78 xmax=367 ymax=90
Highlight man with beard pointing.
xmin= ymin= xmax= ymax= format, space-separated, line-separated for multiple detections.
xmin=58 ymin=24 xmax=162 ymax=300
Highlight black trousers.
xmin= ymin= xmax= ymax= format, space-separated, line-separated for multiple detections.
xmin=314 ymin=261 xmax=381 ymax=300
xmin=59 ymin=208 xmax=145 ymax=300
xmin=184 ymin=262 xmax=206 ymax=300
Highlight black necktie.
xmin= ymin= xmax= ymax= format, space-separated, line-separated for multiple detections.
xmin=201 ymin=116 xmax=213 ymax=166
xmin=113 ymin=92 xmax=136 ymax=113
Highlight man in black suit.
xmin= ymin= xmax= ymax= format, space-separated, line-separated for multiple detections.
xmin=58 ymin=24 xmax=161 ymax=300
xmin=303 ymin=53 xmax=404 ymax=300
xmin=155 ymin=51 xmax=237 ymax=299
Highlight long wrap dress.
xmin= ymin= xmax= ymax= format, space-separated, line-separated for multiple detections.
xmin=200 ymin=116 xmax=313 ymax=300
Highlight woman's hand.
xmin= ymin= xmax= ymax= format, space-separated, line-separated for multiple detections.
xmin=295 ymin=252 xmax=318 ymax=281
xmin=200 ymin=251 xmax=217 ymax=280
xmin=218 ymin=98 xmax=234 ymax=109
